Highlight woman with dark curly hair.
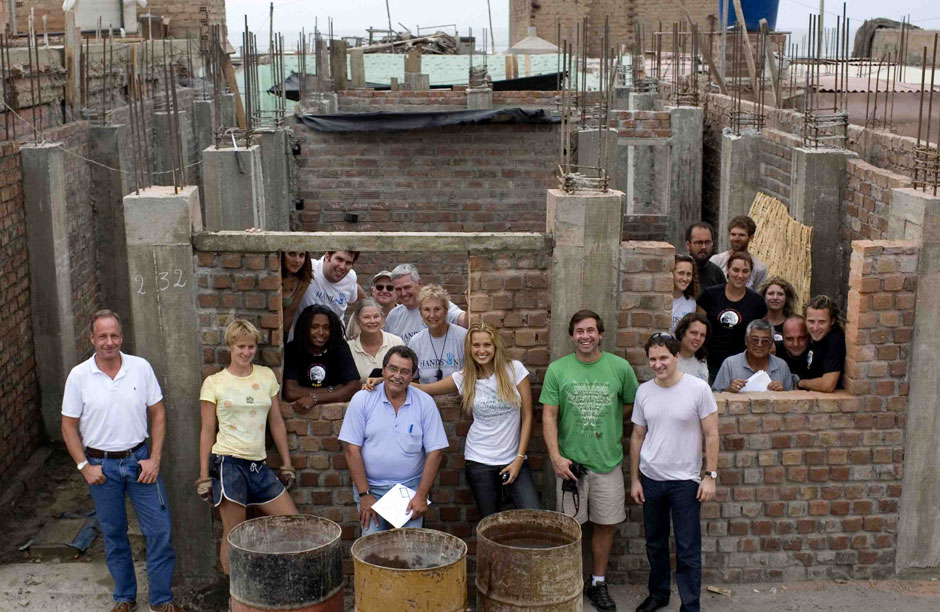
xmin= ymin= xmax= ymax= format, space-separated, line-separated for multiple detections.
xmin=759 ymin=276 xmax=797 ymax=339
xmin=674 ymin=312 xmax=710 ymax=383
xmin=283 ymin=305 xmax=360 ymax=411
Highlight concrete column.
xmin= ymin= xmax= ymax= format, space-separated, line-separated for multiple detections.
xmin=789 ymin=147 xmax=855 ymax=297
xmin=202 ymin=145 xmax=266 ymax=231
xmin=628 ymin=92 xmax=655 ymax=110
xmin=668 ymin=106 xmax=703 ymax=247
xmin=123 ymin=185 xmax=214 ymax=581
xmin=887 ymin=188 xmax=929 ymax=242
xmin=546 ymin=188 xmax=626 ymax=359
xmin=306 ymin=92 xmax=338 ymax=114
xmin=219 ymin=93 xmax=236 ymax=128
xmin=612 ymin=86 xmax=630 ymax=110
xmin=191 ymin=99 xmax=215 ymax=155
xmin=152 ymin=111 xmax=191 ymax=187
xmin=21 ymin=143 xmax=77 ymax=441
xmin=349 ymin=48 xmax=366 ymax=89
xmin=718 ymin=130 xmax=761 ymax=252
xmin=330 ymin=40 xmax=347 ymax=91
xmin=898 ymin=191 xmax=940 ymax=572
xmin=576 ymin=128 xmax=618 ymax=189
xmin=404 ymin=73 xmax=430 ymax=91
xmin=467 ymin=88 xmax=493 ymax=110
xmin=256 ymin=129 xmax=291 ymax=231
xmin=90 ymin=124 xmax=134 ymax=350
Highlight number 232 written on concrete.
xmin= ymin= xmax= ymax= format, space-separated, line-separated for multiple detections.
xmin=134 ymin=269 xmax=186 ymax=295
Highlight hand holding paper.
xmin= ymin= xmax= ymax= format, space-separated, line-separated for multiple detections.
xmin=740 ymin=370 xmax=772 ymax=392
xmin=371 ymin=483 xmax=432 ymax=529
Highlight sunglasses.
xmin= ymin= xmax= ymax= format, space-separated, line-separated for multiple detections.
xmin=373 ymin=284 xmax=394 ymax=291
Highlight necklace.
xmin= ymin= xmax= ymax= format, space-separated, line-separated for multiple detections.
xmin=428 ymin=326 xmax=449 ymax=381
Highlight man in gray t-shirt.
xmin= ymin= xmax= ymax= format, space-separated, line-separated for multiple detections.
xmin=384 ymin=264 xmax=467 ymax=343
xmin=630 ymin=333 xmax=719 ymax=612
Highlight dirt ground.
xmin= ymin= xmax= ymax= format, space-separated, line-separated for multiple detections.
xmin=3 ymin=445 xmax=940 ymax=612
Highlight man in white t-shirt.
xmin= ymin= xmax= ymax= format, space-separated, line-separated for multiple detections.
xmin=60 ymin=310 xmax=185 ymax=612
xmin=290 ymin=250 xmax=366 ymax=341
xmin=383 ymin=263 xmax=468 ymax=343
xmin=630 ymin=333 xmax=719 ymax=612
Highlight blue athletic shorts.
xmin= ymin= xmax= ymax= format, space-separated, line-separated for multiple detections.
xmin=209 ymin=454 xmax=286 ymax=507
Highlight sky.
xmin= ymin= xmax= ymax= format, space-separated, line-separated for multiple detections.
xmin=225 ymin=0 xmax=938 ymax=52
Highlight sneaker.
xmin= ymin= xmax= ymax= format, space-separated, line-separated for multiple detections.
xmin=149 ymin=604 xmax=186 ymax=612
xmin=584 ymin=579 xmax=617 ymax=611
xmin=110 ymin=603 xmax=136 ymax=612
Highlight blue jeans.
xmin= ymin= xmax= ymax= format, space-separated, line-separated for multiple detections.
xmin=87 ymin=444 xmax=175 ymax=606
xmin=641 ymin=475 xmax=702 ymax=612
xmin=353 ymin=475 xmax=424 ymax=535
xmin=465 ymin=459 xmax=541 ymax=518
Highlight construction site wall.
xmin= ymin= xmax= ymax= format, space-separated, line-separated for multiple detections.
xmin=509 ymin=0 xmax=717 ymax=57
xmin=0 ymin=141 xmax=42 ymax=477
xmin=337 ymin=90 xmax=560 ymax=113
xmin=11 ymin=0 xmax=226 ymax=36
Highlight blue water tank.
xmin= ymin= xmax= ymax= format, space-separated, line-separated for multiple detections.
xmin=719 ymin=0 xmax=780 ymax=32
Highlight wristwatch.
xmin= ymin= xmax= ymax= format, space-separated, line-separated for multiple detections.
xmin=359 ymin=489 xmax=372 ymax=498
xmin=705 ymin=471 xmax=718 ymax=480
xmin=77 ymin=460 xmax=88 ymax=471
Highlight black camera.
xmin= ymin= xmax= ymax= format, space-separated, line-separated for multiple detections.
xmin=561 ymin=461 xmax=587 ymax=493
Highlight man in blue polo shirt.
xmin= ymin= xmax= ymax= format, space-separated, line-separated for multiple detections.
xmin=339 ymin=345 xmax=449 ymax=534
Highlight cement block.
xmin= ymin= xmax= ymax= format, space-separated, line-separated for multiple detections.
xmin=789 ymin=147 xmax=856 ymax=298
xmin=669 ymin=106 xmax=704 ymax=247
xmin=612 ymin=86 xmax=631 ymax=110
xmin=152 ymin=111 xmax=190 ymax=187
xmin=256 ymin=129 xmax=291 ymax=231
xmin=467 ymin=88 xmax=493 ymax=110
xmin=629 ymin=92 xmax=655 ymax=111
xmin=90 ymin=124 xmax=134 ymax=350
xmin=202 ymin=145 xmax=266 ymax=231
xmin=122 ymin=185 xmax=215 ymax=580
xmin=306 ymin=92 xmax=338 ymax=114
xmin=718 ymin=130 xmax=761 ymax=252
xmin=888 ymin=188 xmax=929 ymax=242
xmin=21 ymin=143 xmax=76 ymax=441
xmin=404 ymin=73 xmax=430 ymax=91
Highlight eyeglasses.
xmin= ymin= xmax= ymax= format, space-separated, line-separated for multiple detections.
xmin=747 ymin=337 xmax=773 ymax=346
xmin=373 ymin=284 xmax=394 ymax=291
xmin=385 ymin=365 xmax=413 ymax=377
xmin=690 ymin=240 xmax=713 ymax=248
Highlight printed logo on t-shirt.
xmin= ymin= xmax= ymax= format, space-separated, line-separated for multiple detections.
xmin=774 ymin=333 xmax=783 ymax=342
xmin=308 ymin=364 xmax=326 ymax=387
xmin=806 ymin=350 xmax=814 ymax=368
xmin=569 ymin=381 xmax=611 ymax=436
xmin=246 ymin=395 xmax=254 ymax=404
xmin=718 ymin=308 xmax=742 ymax=328
xmin=419 ymin=353 xmax=458 ymax=369
xmin=316 ymin=289 xmax=347 ymax=308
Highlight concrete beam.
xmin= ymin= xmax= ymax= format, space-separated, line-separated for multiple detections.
xmin=89 ymin=125 xmax=134 ymax=350
xmin=193 ymin=231 xmax=552 ymax=254
xmin=123 ymin=186 xmax=214 ymax=581
xmin=21 ymin=143 xmax=77 ymax=441
xmin=718 ymin=130 xmax=761 ymax=252
xmin=668 ymin=106 xmax=704 ymax=247
xmin=789 ymin=147 xmax=856 ymax=298
xmin=546 ymin=188 xmax=625 ymax=360
xmin=897 ymin=191 xmax=940 ymax=572
xmin=255 ymin=130 xmax=291 ymax=231
xmin=202 ymin=145 xmax=266 ymax=231
xmin=152 ymin=111 xmax=190 ymax=187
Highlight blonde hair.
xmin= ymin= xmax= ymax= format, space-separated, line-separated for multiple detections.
xmin=224 ymin=319 xmax=262 ymax=347
xmin=459 ymin=322 xmax=519 ymax=417
xmin=417 ymin=284 xmax=451 ymax=311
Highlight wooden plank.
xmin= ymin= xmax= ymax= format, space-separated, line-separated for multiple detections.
xmin=64 ymin=11 xmax=80 ymax=114
xmin=677 ymin=0 xmax=727 ymax=95
xmin=731 ymin=0 xmax=760 ymax=95
xmin=222 ymin=55 xmax=247 ymax=129
xmin=759 ymin=19 xmax=780 ymax=107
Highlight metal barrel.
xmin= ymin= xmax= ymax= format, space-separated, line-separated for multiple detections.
xmin=351 ymin=527 xmax=467 ymax=611
xmin=228 ymin=515 xmax=344 ymax=612
xmin=475 ymin=510 xmax=583 ymax=611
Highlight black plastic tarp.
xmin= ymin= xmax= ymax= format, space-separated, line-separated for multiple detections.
xmin=296 ymin=107 xmax=559 ymax=133
xmin=270 ymin=71 xmax=565 ymax=98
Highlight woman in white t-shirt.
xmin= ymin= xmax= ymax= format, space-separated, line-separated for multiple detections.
xmin=413 ymin=322 xmax=540 ymax=517
xmin=671 ymin=254 xmax=699 ymax=333
xmin=674 ymin=312 xmax=711 ymax=383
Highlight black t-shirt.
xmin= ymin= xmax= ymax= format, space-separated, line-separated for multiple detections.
xmin=779 ymin=348 xmax=809 ymax=381
xmin=284 ymin=340 xmax=360 ymax=389
xmin=698 ymin=260 xmax=726 ymax=290
xmin=697 ymin=285 xmax=768 ymax=373
xmin=805 ymin=329 xmax=845 ymax=385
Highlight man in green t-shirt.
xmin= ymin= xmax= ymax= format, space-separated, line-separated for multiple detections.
xmin=541 ymin=309 xmax=638 ymax=612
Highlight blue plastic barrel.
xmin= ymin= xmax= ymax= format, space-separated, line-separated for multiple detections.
xmin=719 ymin=0 xmax=780 ymax=32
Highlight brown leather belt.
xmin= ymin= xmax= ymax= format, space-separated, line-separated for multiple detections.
xmin=85 ymin=441 xmax=146 ymax=459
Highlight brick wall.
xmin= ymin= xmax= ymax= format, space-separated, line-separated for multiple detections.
xmin=194 ymin=251 xmax=283 ymax=378
xmin=759 ymin=128 xmax=800 ymax=205
xmin=0 ymin=141 xmax=42 ymax=481
xmin=617 ymin=241 xmax=674 ymax=378
xmin=13 ymin=0 xmax=225 ymax=36
xmin=609 ymin=110 xmax=671 ymax=139
xmin=337 ymin=91 xmax=559 ymax=113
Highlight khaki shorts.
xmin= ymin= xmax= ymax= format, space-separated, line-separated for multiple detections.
xmin=555 ymin=462 xmax=627 ymax=525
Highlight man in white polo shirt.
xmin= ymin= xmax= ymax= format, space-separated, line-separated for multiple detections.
xmin=384 ymin=263 xmax=468 ymax=344
xmin=630 ymin=333 xmax=719 ymax=612
xmin=289 ymin=250 xmax=366 ymax=340
xmin=60 ymin=310 xmax=184 ymax=612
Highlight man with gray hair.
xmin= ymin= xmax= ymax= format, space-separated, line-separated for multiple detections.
xmin=384 ymin=264 xmax=468 ymax=343
xmin=712 ymin=319 xmax=793 ymax=392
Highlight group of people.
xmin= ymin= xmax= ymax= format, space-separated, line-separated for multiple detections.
xmin=60 ymin=232 xmax=849 ymax=612
xmin=675 ymin=218 xmax=846 ymax=395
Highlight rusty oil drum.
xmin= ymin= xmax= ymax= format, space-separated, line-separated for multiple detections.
xmin=475 ymin=509 xmax=583 ymax=611
xmin=227 ymin=515 xmax=344 ymax=612
xmin=351 ymin=527 xmax=467 ymax=611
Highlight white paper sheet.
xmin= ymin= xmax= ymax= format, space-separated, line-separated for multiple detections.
xmin=371 ymin=483 xmax=431 ymax=529
xmin=740 ymin=370 xmax=772 ymax=393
